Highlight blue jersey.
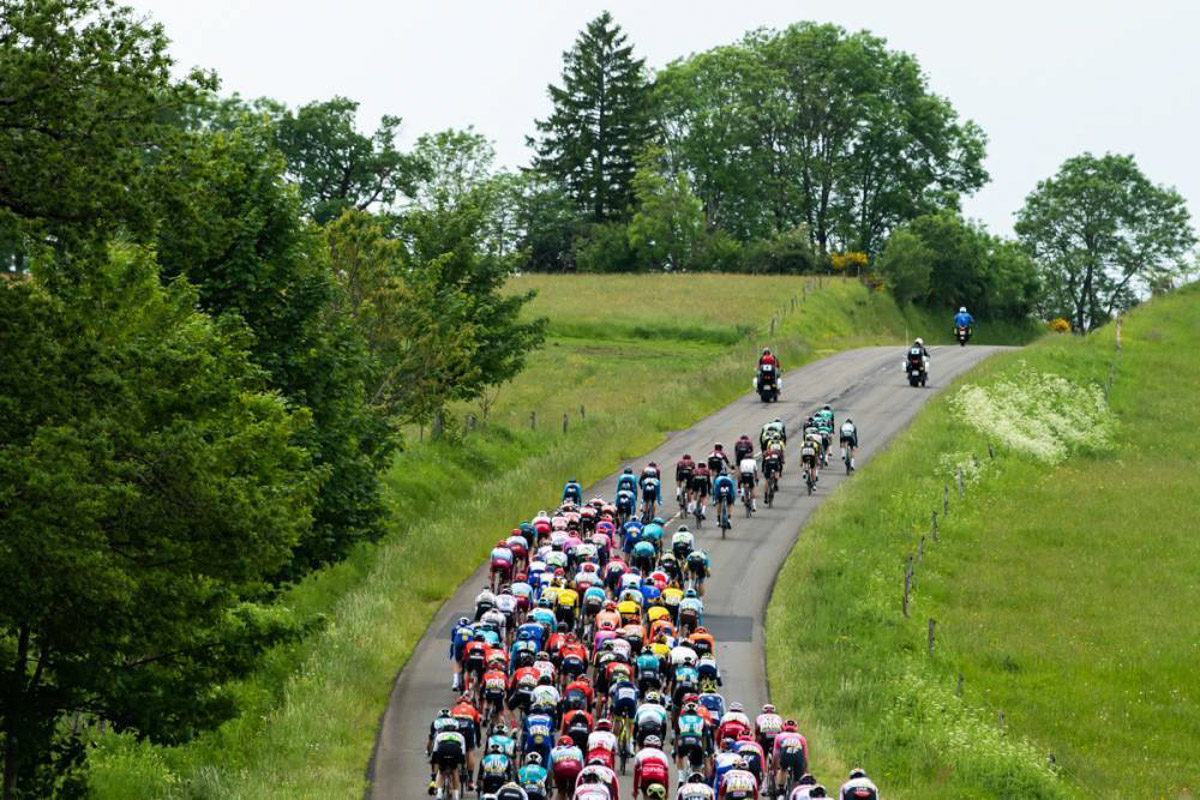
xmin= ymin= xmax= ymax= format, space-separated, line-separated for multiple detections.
xmin=955 ymin=311 xmax=974 ymax=327
xmin=522 ymin=713 xmax=555 ymax=752
xmin=562 ymin=481 xmax=583 ymax=505
xmin=616 ymin=474 xmax=638 ymax=497
xmin=518 ymin=763 xmax=548 ymax=787
xmin=449 ymin=623 xmax=473 ymax=660
xmin=640 ymin=477 xmax=661 ymax=504
xmin=713 ymin=475 xmax=736 ymax=501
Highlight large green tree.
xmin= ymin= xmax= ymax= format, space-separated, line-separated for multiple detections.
xmin=530 ymin=11 xmax=655 ymax=222
xmin=1015 ymin=153 xmax=1195 ymax=331
xmin=0 ymin=249 xmax=314 ymax=798
xmin=655 ymin=23 xmax=987 ymax=255
xmin=152 ymin=125 xmax=395 ymax=572
xmin=0 ymin=0 xmax=211 ymax=260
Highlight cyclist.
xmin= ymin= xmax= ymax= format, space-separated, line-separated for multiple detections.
xmin=799 ymin=430 xmax=820 ymax=489
xmin=675 ymin=454 xmax=696 ymax=507
xmin=754 ymin=703 xmax=784 ymax=760
xmin=563 ymin=478 xmax=583 ymax=506
xmin=772 ymin=721 xmax=809 ymax=794
xmin=635 ymin=692 xmax=671 ymax=747
xmin=675 ymin=702 xmax=708 ymax=777
xmin=815 ymin=406 xmax=835 ymax=461
xmin=762 ymin=443 xmax=783 ymax=496
xmin=671 ymin=526 xmax=695 ymax=562
xmin=478 ymin=740 xmax=514 ymax=795
xmin=517 ymin=752 xmax=550 ymax=800
xmin=707 ymin=443 xmax=731 ymax=476
xmin=677 ymin=771 xmax=716 ymax=799
xmin=586 ymin=717 xmax=619 ymax=771
xmin=494 ymin=781 xmax=531 ymax=800
xmin=678 ymin=589 xmax=703 ymax=636
xmin=839 ymin=768 xmax=878 ymax=799
xmin=759 ymin=418 xmax=786 ymax=453
xmin=737 ymin=449 xmax=759 ymax=514
xmin=550 ymin=734 xmax=584 ymax=796
xmin=734 ymin=435 xmax=755 ymax=465
xmin=718 ymin=755 xmax=759 ymax=799
xmin=449 ymin=616 xmax=474 ymax=692
xmin=617 ymin=468 xmax=639 ymax=499
xmin=427 ymin=708 xmax=467 ymax=798
xmin=633 ymin=734 xmax=671 ymax=798
xmin=640 ymin=473 xmax=663 ymax=523
xmin=712 ymin=472 xmax=737 ymax=527
xmin=686 ymin=548 xmax=710 ymax=594
xmin=688 ymin=463 xmax=712 ymax=519
xmin=839 ymin=418 xmax=858 ymax=472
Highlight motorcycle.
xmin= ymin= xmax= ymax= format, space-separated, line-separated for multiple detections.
xmin=955 ymin=325 xmax=971 ymax=347
xmin=905 ymin=349 xmax=927 ymax=388
xmin=754 ymin=363 xmax=780 ymax=402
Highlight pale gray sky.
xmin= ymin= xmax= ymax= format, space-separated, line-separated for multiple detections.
xmin=132 ymin=0 xmax=1198 ymax=236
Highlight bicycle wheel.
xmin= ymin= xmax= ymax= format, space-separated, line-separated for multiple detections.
xmin=845 ymin=451 xmax=852 ymax=475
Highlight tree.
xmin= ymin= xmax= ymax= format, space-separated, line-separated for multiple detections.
xmin=325 ymin=209 xmax=479 ymax=425
xmin=0 ymin=248 xmax=314 ymax=797
xmin=272 ymin=96 xmax=426 ymax=224
xmin=530 ymin=11 xmax=655 ymax=222
xmin=0 ymin=0 xmax=212 ymax=259
xmin=513 ymin=175 xmax=580 ymax=272
xmin=654 ymin=23 xmax=987 ymax=255
xmin=152 ymin=124 xmax=395 ymax=573
xmin=627 ymin=155 xmax=706 ymax=271
xmin=878 ymin=228 xmax=932 ymax=303
xmin=1015 ymin=153 xmax=1195 ymax=332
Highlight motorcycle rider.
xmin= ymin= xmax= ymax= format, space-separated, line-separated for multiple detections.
xmin=907 ymin=338 xmax=930 ymax=375
xmin=758 ymin=347 xmax=779 ymax=373
xmin=954 ymin=306 xmax=974 ymax=333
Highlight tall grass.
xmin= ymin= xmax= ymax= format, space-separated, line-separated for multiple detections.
xmin=87 ymin=276 xmax=1041 ymax=797
xmin=765 ymin=285 xmax=1200 ymax=797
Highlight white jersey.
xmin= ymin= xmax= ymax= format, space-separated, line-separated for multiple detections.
xmin=840 ymin=776 xmax=880 ymax=798
xmin=676 ymin=782 xmax=716 ymax=799
xmin=841 ymin=421 xmax=857 ymax=438
xmin=739 ymin=457 xmax=758 ymax=477
xmin=586 ymin=730 xmax=617 ymax=754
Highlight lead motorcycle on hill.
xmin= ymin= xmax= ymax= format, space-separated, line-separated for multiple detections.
xmin=754 ymin=363 xmax=780 ymax=402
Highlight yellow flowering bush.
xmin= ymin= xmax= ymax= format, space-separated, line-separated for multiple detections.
xmin=1048 ymin=317 xmax=1071 ymax=333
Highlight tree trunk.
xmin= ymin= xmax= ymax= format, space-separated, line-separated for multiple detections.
xmin=4 ymin=626 xmax=30 ymax=800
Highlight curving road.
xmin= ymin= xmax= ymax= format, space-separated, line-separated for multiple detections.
xmin=367 ymin=344 xmax=1005 ymax=798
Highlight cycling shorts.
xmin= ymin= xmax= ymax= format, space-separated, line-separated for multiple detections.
xmin=777 ymin=745 xmax=806 ymax=776
xmin=432 ymin=739 xmax=465 ymax=768
xmin=611 ymin=696 xmax=637 ymax=717
xmin=801 ymin=451 xmax=817 ymax=465
xmin=690 ymin=482 xmax=709 ymax=497
xmin=738 ymin=472 xmax=756 ymax=488
xmin=840 ymin=434 xmax=857 ymax=446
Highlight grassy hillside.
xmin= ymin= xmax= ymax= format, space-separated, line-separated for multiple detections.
xmin=766 ymin=285 xmax=1200 ymax=797
xmin=87 ymin=276 xmax=1040 ymax=798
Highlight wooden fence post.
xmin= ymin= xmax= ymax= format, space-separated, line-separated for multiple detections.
xmin=931 ymin=510 xmax=939 ymax=542
xmin=988 ymin=441 xmax=995 ymax=460
xmin=917 ymin=535 xmax=925 ymax=564
xmin=956 ymin=467 xmax=964 ymax=498
xmin=956 ymin=672 xmax=964 ymax=696
xmin=943 ymin=483 xmax=949 ymax=517
xmin=530 ymin=411 xmax=537 ymax=430
xmin=562 ymin=413 xmax=569 ymax=434
xmin=927 ymin=618 xmax=937 ymax=653
xmin=903 ymin=555 xmax=913 ymax=617
xmin=580 ymin=405 xmax=586 ymax=421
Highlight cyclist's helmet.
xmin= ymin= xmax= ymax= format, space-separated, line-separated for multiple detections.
xmin=648 ymin=461 xmax=657 ymax=468
xmin=763 ymin=347 xmax=772 ymax=354
xmin=783 ymin=719 xmax=798 ymax=732
xmin=774 ymin=417 xmax=782 ymax=423
xmin=646 ymin=786 xmax=667 ymax=799
xmin=645 ymin=691 xmax=662 ymax=704
xmin=822 ymin=404 xmax=831 ymax=411
xmin=644 ymin=735 xmax=662 ymax=748
xmin=489 ymin=742 xmax=503 ymax=754
xmin=536 ymin=651 xmax=550 ymax=660
xmin=595 ymin=718 xmax=613 ymax=731
xmin=688 ymin=772 xmax=706 ymax=783
xmin=797 ymin=774 xmax=817 ymax=786
xmin=653 ymin=517 xmax=665 ymax=526
xmin=729 ymin=702 xmax=744 ymax=713
xmin=623 ymin=467 xmax=633 ymax=474
xmin=762 ymin=703 xmax=776 ymax=713
xmin=493 ymin=723 xmax=508 ymax=735
xmin=849 ymin=767 xmax=868 ymax=779
xmin=558 ymin=735 xmax=573 ymax=746
xmin=737 ymin=756 xmax=750 ymax=769
xmin=526 ymin=753 xmax=542 ymax=765
xmin=714 ymin=443 xmax=724 ymax=450
xmin=438 ymin=708 xmax=450 ymax=717
xmin=809 ymin=787 xmax=828 ymax=798
xmin=685 ymin=588 xmax=697 ymax=598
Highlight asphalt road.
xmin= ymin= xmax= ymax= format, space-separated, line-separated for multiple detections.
xmin=367 ymin=344 xmax=1006 ymax=798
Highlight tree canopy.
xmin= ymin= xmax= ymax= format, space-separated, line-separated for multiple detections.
xmin=1015 ymin=153 xmax=1195 ymax=331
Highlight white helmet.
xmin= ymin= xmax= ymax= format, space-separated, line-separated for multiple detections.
xmin=915 ymin=338 xmax=924 ymax=346
xmin=959 ymin=306 xmax=967 ymax=313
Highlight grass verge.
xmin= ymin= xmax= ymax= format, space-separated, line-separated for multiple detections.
xmin=87 ymin=276 xmax=1041 ymax=797
xmin=766 ymin=285 xmax=1200 ymax=797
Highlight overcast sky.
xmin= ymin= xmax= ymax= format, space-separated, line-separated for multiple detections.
xmin=130 ymin=0 xmax=1198 ymax=237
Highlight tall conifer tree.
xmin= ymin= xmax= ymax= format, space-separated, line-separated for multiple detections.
xmin=530 ymin=12 xmax=654 ymax=222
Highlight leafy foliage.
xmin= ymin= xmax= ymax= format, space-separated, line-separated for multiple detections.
xmin=0 ymin=248 xmax=314 ymax=796
xmin=1015 ymin=152 xmax=1195 ymax=331
xmin=0 ymin=0 xmax=212 ymax=259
